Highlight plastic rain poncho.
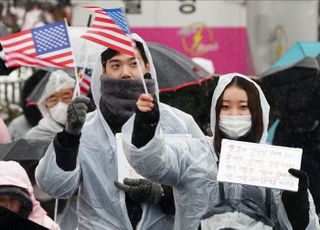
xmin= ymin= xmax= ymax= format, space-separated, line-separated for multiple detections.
xmin=122 ymin=73 xmax=320 ymax=230
xmin=0 ymin=161 xmax=60 ymax=230
xmin=35 ymin=33 xmax=204 ymax=230
xmin=24 ymin=70 xmax=77 ymax=230
xmin=25 ymin=70 xmax=75 ymax=140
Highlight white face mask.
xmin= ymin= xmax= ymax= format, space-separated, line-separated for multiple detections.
xmin=219 ymin=115 xmax=252 ymax=139
xmin=48 ymin=102 xmax=68 ymax=125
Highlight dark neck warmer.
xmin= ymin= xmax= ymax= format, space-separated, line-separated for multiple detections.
xmin=99 ymin=76 xmax=156 ymax=134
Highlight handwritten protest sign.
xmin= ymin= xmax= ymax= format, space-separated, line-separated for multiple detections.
xmin=217 ymin=139 xmax=302 ymax=191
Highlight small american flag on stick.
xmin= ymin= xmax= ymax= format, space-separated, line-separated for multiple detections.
xmin=0 ymin=21 xmax=75 ymax=69
xmin=81 ymin=6 xmax=135 ymax=57
xmin=78 ymin=67 xmax=92 ymax=95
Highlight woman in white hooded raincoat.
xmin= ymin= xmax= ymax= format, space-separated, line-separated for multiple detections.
xmin=123 ymin=73 xmax=320 ymax=230
xmin=35 ymin=33 xmax=204 ymax=229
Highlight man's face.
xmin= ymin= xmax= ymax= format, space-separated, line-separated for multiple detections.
xmin=103 ymin=51 xmax=149 ymax=80
xmin=0 ymin=194 xmax=22 ymax=214
xmin=46 ymin=87 xmax=73 ymax=108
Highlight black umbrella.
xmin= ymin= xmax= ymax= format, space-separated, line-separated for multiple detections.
xmin=0 ymin=138 xmax=50 ymax=180
xmin=145 ymin=42 xmax=217 ymax=135
xmin=0 ymin=206 xmax=49 ymax=230
xmin=259 ymin=57 xmax=320 ymax=115
xmin=147 ymin=42 xmax=212 ymax=92
xmin=160 ymin=75 xmax=219 ymax=135
xmin=0 ymin=138 xmax=50 ymax=161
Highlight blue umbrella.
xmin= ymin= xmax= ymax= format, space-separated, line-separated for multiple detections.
xmin=272 ymin=41 xmax=320 ymax=68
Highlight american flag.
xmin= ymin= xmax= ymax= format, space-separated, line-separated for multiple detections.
xmin=81 ymin=6 xmax=135 ymax=56
xmin=0 ymin=21 xmax=74 ymax=69
xmin=78 ymin=67 xmax=92 ymax=95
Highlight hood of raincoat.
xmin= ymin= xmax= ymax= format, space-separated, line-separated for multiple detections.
xmin=210 ymin=73 xmax=270 ymax=143
xmin=0 ymin=161 xmax=59 ymax=229
xmin=37 ymin=70 xmax=75 ymax=118
xmin=91 ymin=33 xmax=159 ymax=113
xmin=27 ymin=70 xmax=75 ymax=139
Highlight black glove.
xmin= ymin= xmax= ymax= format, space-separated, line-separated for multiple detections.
xmin=132 ymin=95 xmax=159 ymax=148
xmin=114 ymin=178 xmax=164 ymax=204
xmin=282 ymin=168 xmax=309 ymax=230
xmin=65 ymin=96 xmax=90 ymax=135
xmin=159 ymin=185 xmax=176 ymax=216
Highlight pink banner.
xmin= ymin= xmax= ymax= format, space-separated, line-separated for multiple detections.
xmin=132 ymin=26 xmax=255 ymax=75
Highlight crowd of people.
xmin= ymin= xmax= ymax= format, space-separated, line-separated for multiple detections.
xmin=0 ymin=3 xmax=319 ymax=229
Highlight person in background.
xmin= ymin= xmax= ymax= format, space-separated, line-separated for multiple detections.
xmin=0 ymin=160 xmax=59 ymax=229
xmin=35 ymin=33 xmax=204 ymax=229
xmin=21 ymin=1 xmax=46 ymax=30
xmin=0 ymin=116 xmax=11 ymax=144
xmin=0 ymin=3 xmax=9 ymax=37
xmin=24 ymin=69 xmax=78 ymax=229
xmin=0 ymin=2 xmax=17 ymax=76
xmin=8 ymin=69 xmax=45 ymax=141
xmin=125 ymin=73 xmax=320 ymax=229
xmin=25 ymin=69 xmax=74 ymax=139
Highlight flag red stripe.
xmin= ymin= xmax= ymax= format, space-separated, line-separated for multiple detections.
xmin=58 ymin=59 xmax=74 ymax=66
xmin=81 ymin=5 xmax=101 ymax=10
xmin=6 ymin=45 xmax=35 ymax=55
xmin=80 ymin=81 xmax=90 ymax=88
xmin=6 ymin=57 xmax=62 ymax=68
xmin=6 ymin=58 xmax=72 ymax=69
xmin=82 ymin=74 xmax=91 ymax=81
xmin=6 ymin=53 xmax=73 ymax=69
xmin=89 ymin=25 xmax=124 ymax=34
xmin=44 ymin=51 xmax=73 ymax=61
xmin=81 ymin=35 xmax=134 ymax=56
xmin=44 ymin=58 xmax=74 ymax=67
xmin=80 ymin=88 xmax=89 ymax=96
xmin=0 ymin=29 xmax=31 ymax=41
xmin=95 ymin=10 xmax=109 ymax=15
xmin=94 ymin=15 xmax=116 ymax=24
xmin=82 ymin=77 xmax=91 ymax=85
xmin=85 ymin=30 xmax=132 ymax=46
xmin=1 ymin=37 xmax=33 ymax=49
xmin=8 ymin=50 xmax=73 ymax=67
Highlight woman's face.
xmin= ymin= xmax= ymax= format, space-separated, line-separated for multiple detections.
xmin=220 ymin=85 xmax=251 ymax=116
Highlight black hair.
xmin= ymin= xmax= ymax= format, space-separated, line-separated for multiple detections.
xmin=100 ymin=40 xmax=148 ymax=67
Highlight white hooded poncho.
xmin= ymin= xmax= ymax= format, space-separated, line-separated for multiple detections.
xmin=36 ymin=33 xmax=204 ymax=229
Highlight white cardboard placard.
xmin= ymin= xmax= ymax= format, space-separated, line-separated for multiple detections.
xmin=217 ymin=139 xmax=302 ymax=191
